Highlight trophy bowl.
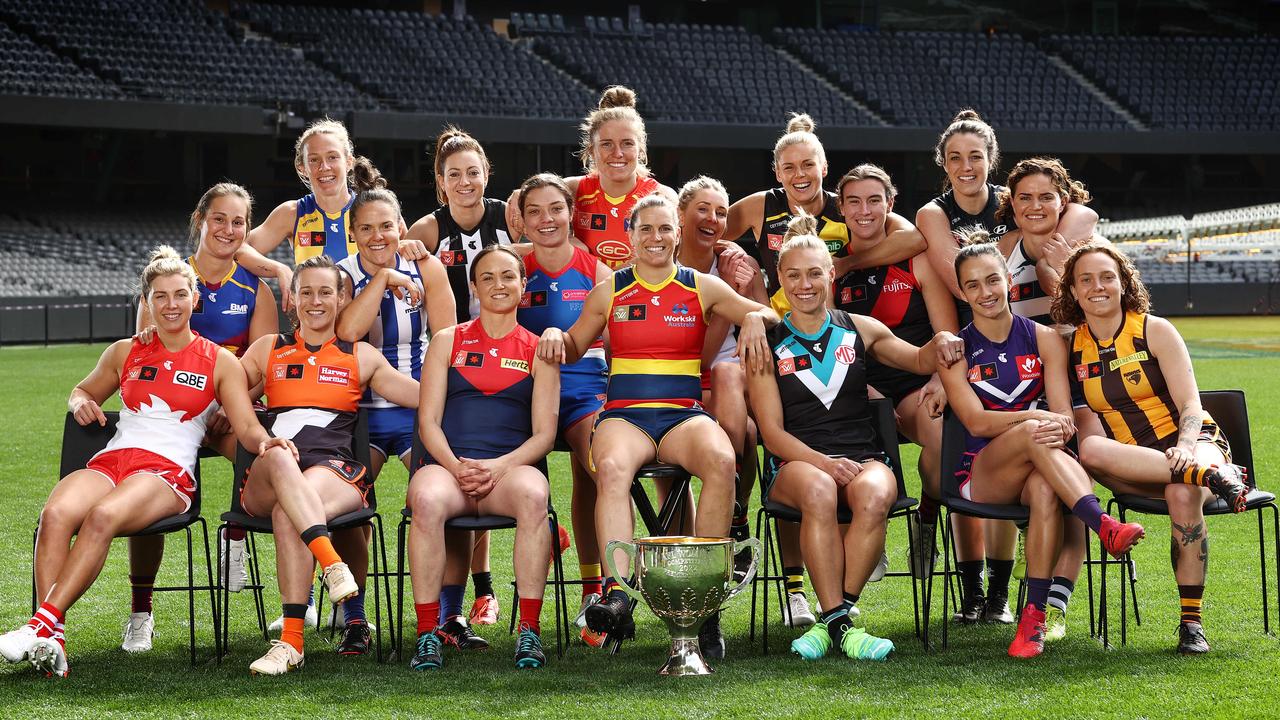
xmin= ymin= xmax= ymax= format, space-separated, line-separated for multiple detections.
xmin=604 ymin=535 xmax=760 ymax=676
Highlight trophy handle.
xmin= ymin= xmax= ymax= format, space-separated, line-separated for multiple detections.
xmin=602 ymin=539 xmax=644 ymax=601
xmin=726 ymin=537 xmax=762 ymax=599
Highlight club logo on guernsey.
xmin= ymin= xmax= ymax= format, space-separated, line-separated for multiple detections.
xmin=614 ymin=305 xmax=647 ymax=322
xmin=173 ymin=371 xmax=207 ymax=391
xmin=596 ymin=240 xmax=631 ymax=263
xmin=968 ymin=363 xmax=999 ymax=383
xmin=1125 ymin=369 xmax=1143 ymax=385
xmin=317 ymin=366 xmax=350 ymax=386
xmin=500 ymin=358 xmax=530 ymax=373
xmin=776 ymin=325 xmax=856 ymax=409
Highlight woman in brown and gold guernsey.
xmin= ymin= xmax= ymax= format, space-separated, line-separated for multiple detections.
xmin=237 ymin=255 xmax=421 ymax=676
xmin=1050 ymin=243 xmax=1250 ymax=656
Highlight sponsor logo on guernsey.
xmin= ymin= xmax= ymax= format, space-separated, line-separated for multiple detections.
xmin=970 ymin=348 xmax=985 ymax=359
xmin=461 ymin=338 xmax=479 ymax=346
xmin=207 ymin=292 xmax=218 ymax=303
xmin=595 ymin=239 xmax=631 ymax=263
xmin=330 ymin=222 xmax=339 ymax=233
xmin=223 ymin=303 xmax=249 ymax=315
xmin=489 ymin=347 xmax=499 ymax=357
xmin=617 ymin=287 xmax=641 ymax=302
xmin=500 ymin=357 xmax=530 ymax=373
xmin=998 ymin=353 xmax=1007 ymax=364
xmin=308 ymin=356 xmax=317 ymax=366
xmin=834 ymin=344 xmax=857 ymax=365
xmin=164 ymin=360 xmax=173 ymax=371
xmin=317 ymin=366 xmax=350 ymax=386
xmin=139 ymin=366 xmax=158 ymax=381
xmin=883 ymin=278 xmax=913 ymax=294
xmin=610 ymin=207 xmax=619 ymax=218
xmin=824 ymin=238 xmax=843 ymax=254
xmin=561 ymin=289 xmax=588 ymax=302
xmin=173 ymin=370 xmax=208 ymax=390
xmin=664 ymin=302 xmax=696 ymax=327
xmin=1016 ymin=354 xmax=1042 ymax=381
xmin=550 ymin=282 xmax=559 ymax=292
xmin=278 ymin=348 xmax=297 ymax=357
xmin=1108 ymin=351 xmax=1149 ymax=372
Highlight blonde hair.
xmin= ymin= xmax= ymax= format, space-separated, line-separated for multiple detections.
xmin=140 ymin=245 xmax=198 ymax=298
xmin=579 ymin=86 xmax=648 ymax=173
xmin=777 ymin=213 xmax=831 ymax=270
xmin=934 ymin=109 xmax=1000 ymax=190
xmin=189 ymin=182 xmax=252 ymax=251
xmin=628 ymin=193 xmax=678 ymax=229
xmin=676 ymin=175 xmax=729 ymax=212
xmin=772 ymin=113 xmax=826 ymax=170
xmin=294 ymin=118 xmax=352 ymax=189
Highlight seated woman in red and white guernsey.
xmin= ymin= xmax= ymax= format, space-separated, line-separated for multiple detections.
xmin=0 ymin=246 xmax=284 ymax=679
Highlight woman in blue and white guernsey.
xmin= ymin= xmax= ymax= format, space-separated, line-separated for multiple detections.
xmin=748 ymin=213 xmax=962 ymax=663
xmin=937 ymin=234 xmax=1144 ymax=660
xmin=334 ymin=183 xmax=455 ymax=656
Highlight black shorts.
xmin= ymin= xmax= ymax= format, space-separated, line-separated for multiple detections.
xmin=241 ymin=450 xmax=370 ymax=517
xmin=763 ymin=450 xmax=893 ymax=498
xmin=867 ymin=365 xmax=930 ymax=408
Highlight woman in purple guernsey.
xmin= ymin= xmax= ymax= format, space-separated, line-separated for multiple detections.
xmin=938 ymin=233 xmax=1144 ymax=660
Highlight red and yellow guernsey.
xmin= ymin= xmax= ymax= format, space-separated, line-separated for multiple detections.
xmin=573 ymin=174 xmax=661 ymax=269
xmin=604 ymin=265 xmax=709 ymax=410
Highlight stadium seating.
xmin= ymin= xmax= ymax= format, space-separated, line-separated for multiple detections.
xmin=0 ymin=19 xmax=124 ymax=100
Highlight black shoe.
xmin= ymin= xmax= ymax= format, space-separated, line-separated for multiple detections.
xmin=983 ymin=593 xmax=1015 ymax=624
xmin=335 ymin=621 xmax=370 ymax=656
xmin=408 ymin=631 xmax=443 ymax=670
xmin=953 ymin=593 xmax=986 ymax=624
xmin=438 ymin=618 xmax=490 ymax=651
xmin=1177 ymin=621 xmax=1211 ymax=655
xmin=733 ymin=548 xmax=754 ymax=584
xmin=698 ymin=611 xmax=725 ymax=660
xmin=585 ymin=591 xmax=635 ymax=639
xmin=1206 ymin=464 xmax=1249 ymax=513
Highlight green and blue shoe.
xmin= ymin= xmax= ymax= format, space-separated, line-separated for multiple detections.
xmin=514 ymin=628 xmax=546 ymax=669
xmin=840 ymin=626 xmax=894 ymax=661
xmin=790 ymin=622 xmax=833 ymax=660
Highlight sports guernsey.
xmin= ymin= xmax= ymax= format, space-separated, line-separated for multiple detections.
xmin=263 ymin=334 xmax=362 ymax=469
xmin=1005 ymin=238 xmax=1053 ymax=325
xmin=336 ymin=254 xmax=427 ymax=410
xmin=189 ymin=257 xmax=260 ymax=357
xmin=707 ymin=253 xmax=739 ymax=368
xmin=757 ymin=188 xmax=849 ymax=313
xmin=604 ymin=265 xmax=708 ymax=411
xmin=835 ymin=258 xmax=934 ymax=403
xmin=932 ymin=182 xmax=1009 ymax=324
xmin=97 ymin=335 xmax=221 ymax=481
xmin=433 ymin=198 xmax=512 ymax=322
xmin=434 ymin=319 xmax=539 ymax=461
xmin=768 ymin=309 xmax=877 ymax=458
xmin=292 ymin=192 xmax=356 ymax=265
xmin=574 ymin=174 xmax=661 ymax=270
xmin=959 ymin=314 xmax=1045 ymax=455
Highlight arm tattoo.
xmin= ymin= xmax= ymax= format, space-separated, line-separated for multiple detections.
xmin=1177 ymin=408 xmax=1203 ymax=449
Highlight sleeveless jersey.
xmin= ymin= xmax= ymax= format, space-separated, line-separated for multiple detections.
xmin=519 ymin=245 xmax=606 ymax=372
xmin=573 ymin=174 xmax=661 ymax=270
xmin=432 ymin=198 xmax=512 ymax=322
xmin=440 ymin=319 xmax=538 ymax=460
xmin=1069 ymin=312 xmax=1187 ymax=448
xmin=190 ymin=257 xmax=260 ymax=357
xmin=758 ymin=188 xmax=849 ymax=313
xmin=835 ymin=257 xmax=934 ymax=394
xmin=99 ymin=335 xmax=221 ymax=477
xmin=932 ymin=182 xmax=1009 ymax=318
xmin=960 ymin=314 xmax=1045 ymax=454
xmin=708 ymin=254 xmax=739 ymax=367
xmin=604 ymin=265 xmax=708 ymax=411
xmin=1005 ymin=237 xmax=1053 ymax=325
xmin=768 ymin=309 xmax=876 ymax=457
xmin=336 ymin=254 xmax=427 ymax=410
xmin=292 ymin=192 xmax=356 ymax=265
xmin=263 ymin=334 xmax=362 ymax=460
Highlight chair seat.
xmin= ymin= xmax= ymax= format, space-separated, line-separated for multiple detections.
xmin=943 ymin=497 xmax=1030 ymax=522
xmin=129 ymin=509 xmax=203 ymax=537
xmin=329 ymin=507 xmax=378 ymax=530
xmin=763 ymin=495 xmax=917 ymax=524
xmin=1114 ymin=489 xmax=1276 ymax=516
xmin=398 ymin=506 xmax=519 ymax=531
xmin=636 ymin=463 xmax=690 ymax=480
xmin=219 ymin=510 xmax=272 ymax=534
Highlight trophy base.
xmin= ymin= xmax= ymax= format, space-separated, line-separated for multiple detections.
xmin=658 ymin=637 xmax=714 ymax=677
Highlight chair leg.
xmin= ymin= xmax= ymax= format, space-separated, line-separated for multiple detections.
xmin=1271 ymin=503 xmax=1280 ymax=635
xmin=198 ymin=519 xmax=220 ymax=662
xmin=218 ymin=524 xmax=229 ymax=661
xmin=370 ymin=519 xmax=383 ymax=663
xmin=903 ymin=511 xmax=922 ymax=641
xmin=396 ymin=518 xmax=407 ymax=660
xmin=749 ymin=508 xmax=762 ymax=644
xmin=248 ymin=532 xmax=268 ymax=640
xmin=939 ymin=510 xmax=954 ymax=650
xmin=185 ymin=527 xmax=197 ymax=667
xmin=30 ymin=523 xmax=38 ymax=616
xmin=1085 ymin=536 xmax=1096 ymax=638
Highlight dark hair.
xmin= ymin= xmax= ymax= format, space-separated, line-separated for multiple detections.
xmin=996 ymin=157 xmax=1092 ymax=226
xmin=350 ymin=187 xmax=401 ymax=231
xmin=517 ymin=173 xmax=574 ymax=214
xmin=189 ymin=182 xmax=253 ymax=251
xmin=952 ymin=227 xmax=1005 ymax=279
xmin=835 ymin=163 xmax=897 ymax=203
xmin=468 ymin=244 xmax=525 ymax=284
xmin=934 ymin=109 xmax=1000 ymax=190
xmin=1050 ymin=243 xmax=1150 ymax=327
xmin=432 ymin=126 xmax=490 ymax=205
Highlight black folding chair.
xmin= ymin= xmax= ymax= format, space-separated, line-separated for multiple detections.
xmin=1098 ymin=389 xmax=1279 ymax=646
xmin=32 ymin=411 xmax=219 ymax=665
xmin=748 ymin=398 xmax=921 ymax=653
xmin=218 ymin=409 xmax=393 ymax=662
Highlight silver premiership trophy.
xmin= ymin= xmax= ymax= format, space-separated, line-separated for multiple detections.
xmin=604 ymin=536 xmax=761 ymax=676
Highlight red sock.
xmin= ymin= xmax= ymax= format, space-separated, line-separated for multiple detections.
xmin=225 ymin=526 xmax=247 ymax=541
xmin=29 ymin=602 xmax=63 ymax=638
xmin=415 ymin=601 xmax=441 ymax=635
xmin=518 ymin=597 xmax=543 ymax=635
xmin=130 ymin=575 xmax=155 ymax=614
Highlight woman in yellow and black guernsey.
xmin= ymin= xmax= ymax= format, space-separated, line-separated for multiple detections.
xmin=1051 ymin=243 xmax=1249 ymax=656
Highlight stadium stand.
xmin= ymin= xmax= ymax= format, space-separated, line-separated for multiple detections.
xmin=1046 ymin=35 xmax=1280 ymax=132
xmin=1106 ymin=203 xmax=1280 ymax=285
xmin=0 ymin=19 xmax=124 ymax=100
xmin=771 ymin=28 xmax=1129 ymax=131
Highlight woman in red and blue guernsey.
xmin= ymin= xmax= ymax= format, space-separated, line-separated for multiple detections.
xmin=536 ymin=194 xmax=780 ymax=650
xmin=937 ymin=235 xmax=1144 ymax=659
xmin=406 ymin=245 xmax=561 ymax=672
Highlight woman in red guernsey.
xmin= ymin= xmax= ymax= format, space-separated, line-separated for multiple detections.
xmin=537 ymin=194 xmax=780 ymax=652
xmin=0 ymin=247 xmax=281 ymax=679
xmin=406 ymin=245 xmax=561 ymax=671
xmin=236 ymin=255 xmax=421 ymax=676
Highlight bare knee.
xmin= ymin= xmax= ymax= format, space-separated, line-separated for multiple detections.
xmin=39 ymin=500 xmax=77 ymax=535
xmin=798 ymin=476 xmax=837 ymax=514
xmin=593 ymin=456 xmax=634 ymax=492
xmin=80 ymin=503 xmax=123 ymax=540
xmin=1164 ymin=483 xmax=1205 ymax=519
xmin=1077 ymin=435 xmax=1107 ymax=472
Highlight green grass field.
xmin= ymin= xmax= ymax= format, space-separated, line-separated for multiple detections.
xmin=0 ymin=317 xmax=1278 ymax=719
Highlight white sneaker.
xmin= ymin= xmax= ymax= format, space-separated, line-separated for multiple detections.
xmin=575 ymin=593 xmax=601 ymax=629
xmin=29 ymin=637 xmax=67 ymax=678
xmin=221 ymin=532 xmax=250 ymax=594
xmin=120 ymin=612 xmax=154 ymax=653
xmin=267 ymin=604 xmax=319 ymax=633
xmin=909 ymin=522 xmax=939 ymax=579
xmin=321 ymin=562 xmax=358 ymax=604
xmin=249 ymin=639 xmax=304 ymax=676
xmin=0 ymin=625 xmax=38 ymax=663
xmin=785 ymin=592 xmax=816 ymax=628
xmin=867 ymin=552 xmax=890 ymax=583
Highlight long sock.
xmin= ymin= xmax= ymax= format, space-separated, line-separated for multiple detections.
xmin=472 ymin=571 xmax=494 ymax=599
xmin=784 ymin=566 xmax=805 ymax=595
xmin=415 ymin=601 xmax=441 ymax=635
xmin=225 ymin=525 xmax=247 ymax=542
xmin=52 ymin=622 xmax=66 ymax=651
xmin=300 ymin=525 xmax=341 ymax=569
xmin=917 ymin=494 xmax=940 ymax=526
xmin=1047 ymin=577 xmax=1075 ymax=613
xmin=957 ymin=560 xmax=985 ymax=600
xmin=281 ymin=603 xmax=307 ymax=653
xmin=580 ymin=563 xmax=602 ymax=596
xmin=1179 ymin=584 xmax=1205 ymax=624
xmin=307 ymin=585 xmax=315 ymax=607
xmin=130 ymin=574 xmax=155 ymax=614
xmin=822 ymin=599 xmax=855 ymax=641
xmin=518 ymin=597 xmax=543 ymax=634
xmin=1026 ymin=577 xmax=1052 ymax=612
xmin=843 ymin=591 xmax=861 ymax=606
xmin=986 ymin=558 xmax=1014 ymax=598
xmin=440 ymin=584 xmax=465 ymax=623
xmin=1175 ymin=464 xmax=1212 ymax=487
xmin=28 ymin=602 xmax=63 ymax=638
xmin=342 ymin=587 xmax=366 ymax=626
xmin=1070 ymin=494 xmax=1106 ymax=534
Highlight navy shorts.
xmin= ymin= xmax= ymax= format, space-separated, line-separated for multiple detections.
xmin=594 ymin=406 xmax=711 ymax=460
xmin=368 ymin=406 xmax=415 ymax=460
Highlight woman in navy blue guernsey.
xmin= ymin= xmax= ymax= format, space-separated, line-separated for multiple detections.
xmin=937 ymin=235 xmax=1144 ymax=659
xmin=406 ymin=245 xmax=560 ymax=672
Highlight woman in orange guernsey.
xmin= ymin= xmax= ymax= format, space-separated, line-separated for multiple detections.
xmin=1051 ymin=243 xmax=1249 ymax=655
xmin=0 ymin=247 xmax=282 ymax=679
xmin=537 ymin=194 xmax=780 ymax=649
xmin=236 ymin=255 xmax=421 ymax=676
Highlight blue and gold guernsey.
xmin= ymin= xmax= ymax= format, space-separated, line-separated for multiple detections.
xmin=189 ymin=257 xmax=260 ymax=357
xmin=336 ymin=254 xmax=427 ymax=410
xmin=292 ymin=192 xmax=356 ymax=265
